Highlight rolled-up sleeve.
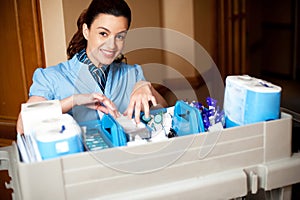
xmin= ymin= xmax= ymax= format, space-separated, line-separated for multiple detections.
xmin=29 ymin=68 xmax=55 ymax=100
xmin=133 ymin=64 xmax=146 ymax=82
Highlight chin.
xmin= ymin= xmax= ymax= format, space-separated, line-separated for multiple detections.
xmin=102 ymin=58 xmax=117 ymax=65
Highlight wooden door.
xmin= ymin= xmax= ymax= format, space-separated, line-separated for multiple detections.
xmin=217 ymin=0 xmax=247 ymax=78
xmin=0 ymin=0 xmax=45 ymax=141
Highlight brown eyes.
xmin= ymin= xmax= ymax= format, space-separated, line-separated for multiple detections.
xmin=98 ymin=32 xmax=126 ymax=41
xmin=99 ymin=32 xmax=108 ymax=37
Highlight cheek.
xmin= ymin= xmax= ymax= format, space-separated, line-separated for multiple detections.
xmin=89 ymin=35 xmax=106 ymax=47
xmin=116 ymin=41 xmax=125 ymax=50
xmin=94 ymin=39 xmax=106 ymax=47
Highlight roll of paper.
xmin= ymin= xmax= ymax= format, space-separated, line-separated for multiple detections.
xmin=21 ymin=100 xmax=62 ymax=135
xmin=34 ymin=114 xmax=84 ymax=159
xmin=21 ymin=100 xmax=83 ymax=160
xmin=224 ymin=75 xmax=282 ymax=127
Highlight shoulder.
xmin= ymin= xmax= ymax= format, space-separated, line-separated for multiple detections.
xmin=111 ymin=62 xmax=143 ymax=71
xmin=33 ymin=56 xmax=80 ymax=77
xmin=109 ymin=62 xmax=145 ymax=81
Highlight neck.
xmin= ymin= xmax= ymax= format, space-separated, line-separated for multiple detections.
xmin=86 ymin=51 xmax=103 ymax=68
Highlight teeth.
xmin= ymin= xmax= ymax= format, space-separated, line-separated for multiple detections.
xmin=102 ymin=50 xmax=114 ymax=56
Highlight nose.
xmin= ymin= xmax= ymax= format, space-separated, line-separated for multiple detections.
xmin=105 ymin=36 xmax=116 ymax=50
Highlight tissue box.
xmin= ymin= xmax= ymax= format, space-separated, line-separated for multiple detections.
xmin=224 ymin=75 xmax=281 ymax=127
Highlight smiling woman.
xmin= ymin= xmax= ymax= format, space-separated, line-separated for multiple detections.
xmin=82 ymin=14 xmax=128 ymax=66
xmin=16 ymin=0 xmax=167 ymax=134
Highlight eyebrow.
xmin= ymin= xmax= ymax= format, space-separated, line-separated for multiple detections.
xmin=96 ymin=26 xmax=128 ymax=34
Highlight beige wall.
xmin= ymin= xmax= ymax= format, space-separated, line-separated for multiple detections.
xmin=126 ymin=0 xmax=162 ymax=28
xmin=162 ymin=0 xmax=196 ymax=78
xmin=62 ymin=0 xmax=92 ymax=47
xmin=194 ymin=0 xmax=216 ymax=58
xmin=125 ymin=0 xmax=164 ymax=66
xmin=39 ymin=0 xmax=67 ymax=66
xmin=39 ymin=0 xmax=91 ymax=66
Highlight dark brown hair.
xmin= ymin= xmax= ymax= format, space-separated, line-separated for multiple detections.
xmin=67 ymin=0 xmax=131 ymax=60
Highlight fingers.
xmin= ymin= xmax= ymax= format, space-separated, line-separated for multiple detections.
xmin=93 ymin=93 xmax=120 ymax=118
xmin=124 ymin=100 xmax=135 ymax=120
xmin=16 ymin=113 xmax=24 ymax=135
xmin=148 ymin=95 xmax=157 ymax=109
xmin=74 ymin=93 xmax=120 ymax=118
xmin=109 ymin=109 xmax=121 ymax=119
xmin=95 ymin=94 xmax=116 ymax=111
xmin=96 ymin=104 xmax=119 ymax=118
xmin=125 ymin=94 xmax=157 ymax=124
xmin=74 ymin=88 xmax=158 ymax=123
xmin=141 ymin=96 xmax=150 ymax=119
xmin=134 ymin=101 xmax=142 ymax=123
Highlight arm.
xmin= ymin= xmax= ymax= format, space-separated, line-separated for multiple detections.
xmin=17 ymin=93 xmax=119 ymax=134
xmin=61 ymin=93 xmax=119 ymax=117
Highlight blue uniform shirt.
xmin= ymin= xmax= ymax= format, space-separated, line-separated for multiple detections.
xmin=29 ymin=54 xmax=145 ymax=122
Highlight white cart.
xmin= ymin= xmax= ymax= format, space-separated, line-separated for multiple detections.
xmin=1 ymin=112 xmax=300 ymax=200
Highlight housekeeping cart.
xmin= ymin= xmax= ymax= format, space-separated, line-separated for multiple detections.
xmin=1 ymin=111 xmax=300 ymax=200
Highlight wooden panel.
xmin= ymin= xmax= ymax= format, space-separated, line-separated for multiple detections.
xmin=0 ymin=170 xmax=13 ymax=200
xmin=260 ymin=0 xmax=294 ymax=77
xmin=16 ymin=0 xmax=45 ymax=88
xmin=193 ymin=0 xmax=217 ymax=59
xmin=0 ymin=121 xmax=17 ymax=140
xmin=0 ymin=0 xmax=45 ymax=138
xmin=216 ymin=0 xmax=247 ymax=77
xmin=0 ymin=0 xmax=26 ymax=120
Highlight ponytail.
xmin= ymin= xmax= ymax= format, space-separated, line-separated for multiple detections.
xmin=67 ymin=10 xmax=87 ymax=59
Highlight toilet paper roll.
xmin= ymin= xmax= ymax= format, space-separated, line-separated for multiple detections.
xmin=224 ymin=75 xmax=282 ymax=127
xmin=21 ymin=100 xmax=62 ymax=135
xmin=34 ymin=114 xmax=84 ymax=159
xmin=35 ymin=114 xmax=81 ymax=142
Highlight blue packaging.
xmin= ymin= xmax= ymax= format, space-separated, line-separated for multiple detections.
xmin=36 ymin=135 xmax=84 ymax=160
xmin=224 ymin=75 xmax=282 ymax=127
xmin=79 ymin=114 xmax=127 ymax=151
xmin=35 ymin=114 xmax=84 ymax=160
xmin=172 ymin=100 xmax=205 ymax=136
xmin=100 ymin=114 xmax=127 ymax=147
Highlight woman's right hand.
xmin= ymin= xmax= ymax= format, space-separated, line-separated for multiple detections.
xmin=72 ymin=93 xmax=120 ymax=118
xmin=17 ymin=113 xmax=24 ymax=134
xmin=17 ymin=94 xmax=119 ymax=134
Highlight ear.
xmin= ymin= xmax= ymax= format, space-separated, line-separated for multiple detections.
xmin=82 ymin=23 xmax=89 ymax=40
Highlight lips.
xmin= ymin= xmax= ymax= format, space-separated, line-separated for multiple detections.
xmin=101 ymin=49 xmax=116 ymax=58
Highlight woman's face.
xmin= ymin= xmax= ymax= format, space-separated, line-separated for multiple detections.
xmin=83 ymin=13 xmax=128 ymax=67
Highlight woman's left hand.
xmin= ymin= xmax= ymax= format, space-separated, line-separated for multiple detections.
xmin=124 ymin=81 xmax=157 ymax=123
